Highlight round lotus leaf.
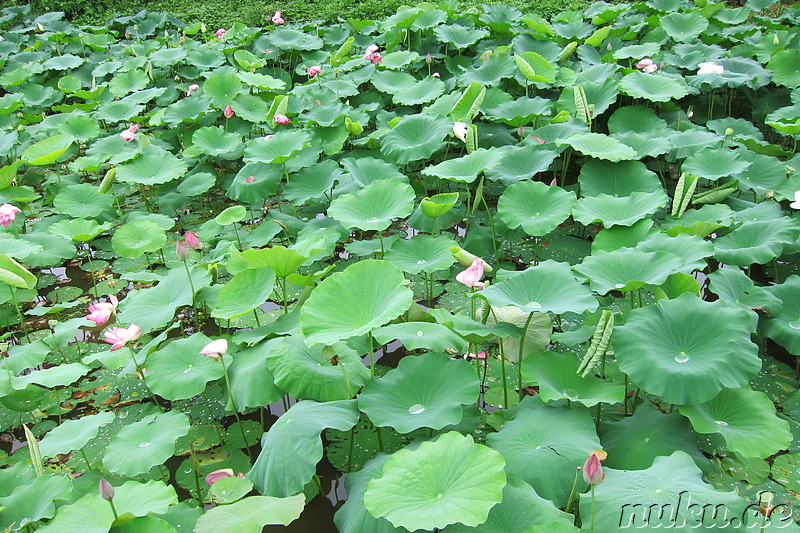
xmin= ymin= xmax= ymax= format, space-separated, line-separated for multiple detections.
xmin=211 ymin=267 xmax=276 ymax=320
xmin=620 ymin=71 xmax=692 ymax=102
xmin=48 ymin=218 xmax=112 ymax=242
xmin=202 ymin=73 xmax=243 ymax=107
xmin=111 ymin=220 xmax=167 ymax=259
xmin=191 ymin=126 xmax=243 ymax=159
xmin=433 ymin=24 xmax=488 ymax=48
xmin=763 ymin=276 xmax=800 ymax=354
xmin=364 ymin=432 xmax=506 ymax=531
xmin=227 ymin=163 xmax=283 ymax=204
xmin=359 ymin=353 xmax=478 ymax=434
xmin=572 ymin=190 xmax=667 ymax=227
xmin=486 ymin=397 xmax=601 ymax=507
xmin=116 ymin=145 xmax=188 ymax=185
xmin=637 ymin=232 xmax=714 ymax=272
xmin=300 ymin=260 xmax=413 ymax=345
xmin=682 ymin=148 xmax=752 ymax=181
xmin=384 ymin=234 xmax=457 ymax=274
xmin=485 ymin=306 xmax=552 ymax=363
xmin=578 ymin=160 xmax=663 ymax=197
xmin=243 ymin=130 xmax=312 ymax=165
xmin=708 ymin=267 xmax=783 ymax=313
xmin=334 ymin=453 xmax=405 ymax=532
xmin=57 ymin=114 xmax=101 ymax=142
xmin=523 ymin=351 xmax=625 ymax=407
xmin=767 ymin=49 xmax=800 ymax=88
xmin=227 ymin=343 xmax=284 ymax=410
xmin=497 ymin=181 xmax=576 ymax=237
xmin=573 ymin=249 xmax=685 ymax=293
xmin=423 ymin=148 xmax=504 ymax=184
xmin=162 ymin=98 xmax=210 ymax=126
xmin=340 ymin=157 xmax=408 ymax=188
xmin=420 ymin=192 xmax=459 ymax=219
xmin=476 ymin=260 xmax=599 ymax=315
xmin=266 ymin=336 xmax=369 ymax=401
xmin=599 ymin=404 xmax=705 ymax=470
xmin=582 ymin=452 xmax=746 ymax=530
xmin=102 ymin=412 xmax=190 ymax=476
xmin=214 ymin=205 xmax=247 ymax=226
xmin=38 ymin=411 xmax=115 ymax=458
xmin=22 ymin=134 xmax=73 ymax=166
xmin=0 ymin=474 xmax=72 ymax=531
xmin=283 ymin=160 xmax=341 ymax=205
xmin=614 ymin=292 xmax=761 ymax=405
xmin=380 ymin=114 xmax=451 ymax=165
xmin=327 ymin=179 xmax=415 ymax=232
xmin=713 ymin=218 xmax=800 ymax=267
xmin=660 ymin=11 xmax=709 ymax=42
xmin=247 ymin=400 xmax=359 ymax=496
xmin=679 ymin=387 xmax=792 ymax=459
xmin=194 ymin=494 xmax=305 ymax=533
xmin=146 ymin=333 xmax=224 ymax=401
xmin=372 ymin=322 xmax=468 ymax=353
xmin=484 ymin=145 xmax=559 ymax=185
xmin=562 ymin=132 xmax=637 ymax=162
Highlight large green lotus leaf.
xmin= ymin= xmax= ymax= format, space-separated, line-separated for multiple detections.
xmin=385 ymin=234 xmax=457 ymax=274
xmin=572 ymin=190 xmax=667 ymax=227
xmin=10 ymin=363 xmax=90 ymax=389
xmin=373 ymin=322 xmax=468 ymax=352
xmin=734 ymin=151 xmax=785 ymax=194
xmin=227 ymin=343 xmax=284 ymax=410
xmin=599 ymin=404 xmax=705 ymax=470
xmin=111 ymin=220 xmax=167 ymax=259
xmin=573 ymin=249 xmax=685 ymax=293
xmin=614 ymin=293 xmax=761 ymax=405
xmin=116 ymin=145 xmax=188 ymax=185
xmin=266 ymin=336 xmax=369 ymax=401
xmin=103 ymin=411 xmax=190 ymax=476
xmin=611 ymin=130 xmax=673 ymax=158
xmin=523 ymin=351 xmax=625 ymax=407
xmin=202 ymin=73 xmax=243 ymax=107
xmin=484 ymin=145 xmax=559 ymax=184
xmin=146 ymin=333 xmax=223 ymax=401
xmin=52 ymin=183 xmax=113 ymax=219
xmin=578 ymin=160 xmax=662 ymax=197
xmin=364 ymin=432 xmax=506 ymax=531
xmin=620 ymin=71 xmax=692 ymax=102
xmin=186 ymin=48 xmax=225 ymax=69
xmin=583 ymin=452 xmax=746 ymax=531
xmin=767 ymin=49 xmax=800 ymax=88
xmin=661 ymin=203 xmax=735 ymax=237
xmin=22 ymin=134 xmax=73 ymax=166
xmin=486 ymin=397 xmax=600 ymax=507
xmin=283 ymin=160 xmax=341 ymax=204
xmin=57 ymin=114 xmax=101 ymax=142
xmin=47 ymin=218 xmax=112 ymax=242
xmin=380 ymin=114 xmax=451 ymax=165
xmin=194 ymin=494 xmax=304 ymax=533
xmin=763 ymin=276 xmax=800 ymax=354
xmin=486 ymin=306 xmax=552 ymax=364
xmin=227 ymin=163 xmax=283 ymax=204
xmin=339 ymin=157 xmax=408 ymax=188
xmin=433 ymin=24 xmax=488 ymax=48
xmin=247 ymin=400 xmax=359 ymax=496
xmin=334 ymin=453 xmax=404 ymax=533
xmin=660 ymin=11 xmax=709 ymax=42
xmin=231 ymin=93 xmax=271 ymax=123
xmin=713 ymin=219 xmax=800 ymax=266
xmin=211 ymin=267 xmax=276 ymax=320
xmin=191 ymin=126 xmax=242 ymax=159
xmin=358 ymin=353 xmax=478 ymax=434
xmin=443 ymin=477 xmax=576 ymax=533
xmin=708 ymin=267 xmax=783 ymax=313
xmin=682 ymin=149 xmax=752 ymax=181
xmin=243 ymin=130 xmax=312 ymax=165
xmin=562 ymin=132 xmax=637 ymax=162
xmin=328 ymin=179 xmax=414 ymax=232
xmin=668 ymin=129 xmax=720 ymax=159
xmin=497 ymin=181 xmax=576 ymax=237
xmin=679 ymin=387 xmax=791 ymax=459
xmin=162 ymin=98 xmax=210 ymax=126
xmin=231 ymin=246 xmax=307 ymax=278
xmin=476 ymin=261 xmax=599 ymax=314
xmin=422 ymin=149 xmax=503 ymax=184
xmin=38 ymin=411 xmax=115 ymax=457
xmin=0 ymin=475 xmax=72 ymax=531
xmin=0 ymin=237 xmax=43 ymax=262
xmin=460 ymin=55 xmax=517 ymax=86
xmin=637 ymin=233 xmax=714 ymax=272
xmin=109 ymin=69 xmax=149 ymax=97
xmin=373 ymin=72 xmax=445 ymax=106
xmin=119 ymin=266 xmax=212 ymax=333
xmin=215 ymin=205 xmax=247 ymax=226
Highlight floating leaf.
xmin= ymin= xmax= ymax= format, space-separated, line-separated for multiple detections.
xmin=524 ymin=351 xmax=625 ymax=407
xmin=194 ymin=494 xmax=305 ymax=533
xmin=211 ymin=267 xmax=276 ymax=320
xmin=111 ymin=220 xmax=167 ymax=259
xmin=328 ymin=179 xmax=415 ymax=232
xmin=103 ymin=412 xmax=190 ymax=476
xmin=380 ymin=114 xmax=452 ymax=165
xmin=573 ymin=249 xmax=685 ymax=293
xmin=146 ymin=333 xmax=224 ymax=401
xmin=497 ymin=181 xmax=576 ymax=237
xmin=116 ymin=145 xmax=188 ymax=185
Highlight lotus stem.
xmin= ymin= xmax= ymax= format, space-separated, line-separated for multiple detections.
xmin=10 ymin=288 xmax=31 ymax=344
xmin=231 ymin=223 xmax=243 ymax=250
xmin=377 ymin=232 xmax=385 ymax=258
xmin=220 ymin=357 xmax=252 ymax=461
xmin=79 ymin=449 xmax=92 ymax=470
xmin=518 ymin=312 xmax=535 ymax=400
xmin=127 ymin=346 xmax=164 ymax=413
xmin=188 ymin=440 xmax=204 ymax=506
xmin=201 ymin=390 xmax=225 ymax=443
xmin=368 ymin=332 xmax=376 ymax=378
xmin=375 ymin=426 xmax=384 ymax=452
xmin=565 ymin=466 xmax=581 ymax=514
xmin=107 ymin=498 xmax=119 ymax=522
xmin=590 ymin=484 xmax=596 ymax=529
xmin=347 ymin=425 xmax=355 ymax=471
xmin=480 ymin=196 xmax=498 ymax=261
xmin=181 ymin=260 xmax=200 ymax=331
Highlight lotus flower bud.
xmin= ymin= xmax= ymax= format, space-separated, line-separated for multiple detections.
xmin=223 ymin=105 xmax=234 ymax=118
xmin=99 ymin=478 xmax=115 ymax=501
xmin=449 ymin=246 xmax=493 ymax=272
xmin=582 ymin=450 xmax=607 ymax=485
xmin=426 ymin=53 xmax=432 ymax=64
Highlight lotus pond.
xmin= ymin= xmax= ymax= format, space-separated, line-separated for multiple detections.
xmin=1 ymin=0 xmax=800 ymax=531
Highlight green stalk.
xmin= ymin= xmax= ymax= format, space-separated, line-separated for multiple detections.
xmin=591 ymin=485 xmax=596 ymax=529
xmin=221 ymin=357 xmax=252 ymax=461
xmin=564 ymin=466 xmax=581 ymax=514
xmin=188 ymin=440 xmax=204 ymax=506
xmin=517 ymin=312 xmax=535 ymax=400
xmin=181 ymin=260 xmax=199 ymax=330
xmin=126 ymin=346 xmax=164 ymax=412
xmin=10 ymin=288 xmax=31 ymax=343
xmin=368 ymin=332 xmax=376 ymax=378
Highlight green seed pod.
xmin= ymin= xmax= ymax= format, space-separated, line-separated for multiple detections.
xmin=97 ymin=167 xmax=116 ymax=194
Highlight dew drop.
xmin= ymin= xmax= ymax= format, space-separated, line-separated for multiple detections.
xmin=644 ymin=437 xmax=650 ymax=443
xmin=526 ymin=301 xmax=542 ymax=309
xmin=416 ymin=331 xmax=424 ymax=336
xmin=408 ymin=404 xmax=425 ymax=414
xmin=437 ymin=493 xmax=443 ymax=499
xmin=366 ymin=217 xmax=381 ymax=223
xmin=675 ymin=352 xmax=689 ymax=363
xmin=183 ymin=367 xmax=192 ymax=374
xmin=614 ymin=283 xmax=626 ymax=289
xmin=139 ymin=441 xmax=151 ymax=447
xmin=416 ymin=259 xmax=427 ymax=264
xmin=789 ymin=321 xmax=800 ymax=330
xmin=655 ymin=488 xmax=663 ymax=493
xmin=715 ymin=420 xmax=728 ymax=427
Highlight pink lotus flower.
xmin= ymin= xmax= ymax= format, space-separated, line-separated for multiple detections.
xmin=265 ymin=49 xmax=273 ymax=54
xmin=582 ymin=450 xmax=607 ymax=485
xmin=364 ymin=45 xmax=382 ymax=64
xmin=466 ymin=351 xmax=487 ymax=360
xmin=187 ymin=83 xmax=200 ymax=96
xmin=205 ymin=468 xmax=245 ymax=486
xmin=245 ymin=176 xmax=255 ymax=183
xmin=176 ymin=238 xmax=189 ymax=261
xmin=127 ymin=123 xmax=139 ymax=133
xmin=0 ymin=204 xmax=22 ymax=228
xmin=200 ymin=339 xmax=228 ymax=362
xmin=184 ymin=231 xmax=200 ymax=250
xmin=102 ymin=324 xmax=142 ymax=351
xmin=456 ymin=257 xmax=485 ymax=290
xmin=119 ymin=129 xmax=136 ymax=141
xmin=272 ymin=10 xmax=284 ymax=24
xmin=99 ymin=478 xmax=115 ymax=501
xmin=86 ymin=295 xmax=119 ymax=327
xmin=223 ymin=105 xmax=234 ymax=118
xmin=273 ymin=114 xmax=290 ymax=125
xmin=307 ymin=65 xmax=322 ymax=77
xmin=214 ymin=28 xmax=226 ymax=38
xmin=635 ymin=58 xmax=657 ymax=73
